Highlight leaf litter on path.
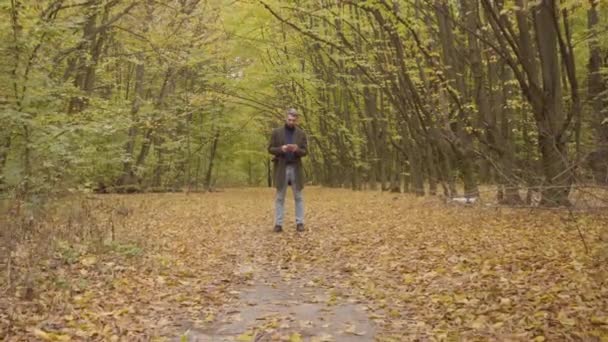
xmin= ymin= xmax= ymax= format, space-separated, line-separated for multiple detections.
xmin=1 ymin=188 xmax=607 ymax=341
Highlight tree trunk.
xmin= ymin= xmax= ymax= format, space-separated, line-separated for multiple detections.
xmin=499 ymin=65 xmax=523 ymax=204
xmin=425 ymin=144 xmax=438 ymax=196
xmin=22 ymin=125 xmax=31 ymax=193
xmin=118 ymin=57 xmax=145 ymax=187
xmin=153 ymin=136 xmax=164 ymax=188
xmin=204 ymin=130 xmax=220 ymax=191
xmin=434 ymin=0 xmax=479 ymax=198
xmin=534 ymin=0 xmax=572 ymax=206
xmin=587 ymin=1 xmax=608 ymax=183
xmin=135 ymin=129 xmax=153 ymax=171
xmin=267 ymin=158 xmax=272 ymax=187
xmin=389 ymin=151 xmax=401 ymax=193
xmin=363 ymin=86 xmax=379 ymax=190
xmin=463 ymin=0 xmax=493 ymax=184
xmin=0 ymin=136 xmax=10 ymax=186
xmin=402 ymin=128 xmax=424 ymax=196
xmin=68 ymin=3 xmax=110 ymax=114
xmin=132 ymin=67 xmax=175 ymax=184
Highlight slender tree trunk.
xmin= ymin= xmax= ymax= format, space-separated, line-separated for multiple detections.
xmin=499 ymin=65 xmax=523 ymax=204
xmin=401 ymin=126 xmax=424 ymax=196
xmin=0 ymin=136 xmax=10 ymax=186
xmin=363 ymin=87 xmax=379 ymax=190
xmin=463 ymin=0 xmax=493 ymax=184
xmin=132 ymin=67 xmax=175 ymax=184
xmin=135 ymin=129 xmax=153 ymax=171
xmin=153 ymin=136 xmax=164 ymax=188
xmin=204 ymin=130 xmax=220 ymax=191
xmin=68 ymin=6 xmax=104 ymax=113
xmin=118 ymin=57 xmax=145 ymax=187
xmin=587 ymin=1 xmax=608 ymax=183
xmin=267 ymin=158 xmax=272 ymax=187
xmin=425 ymin=144 xmax=438 ymax=196
xmin=389 ymin=150 xmax=400 ymax=192
xmin=22 ymin=125 xmax=31 ymax=193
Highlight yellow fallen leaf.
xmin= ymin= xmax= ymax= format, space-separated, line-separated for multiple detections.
xmin=33 ymin=329 xmax=71 ymax=341
xmin=402 ymin=274 xmax=415 ymax=284
xmin=454 ymin=294 xmax=468 ymax=304
xmin=591 ymin=316 xmax=608 ymax=325
xmin=236 ymin=332 xmax=254 ymax=342
xmin=389 ymin=309 xmax=400 ymax=318
xmin=470 ymin=315 xmax=487 ymax=329
xmin=557 ymin=311 xmax=576 ymax=326
xmin=80 ymin=256 xmax=97 ymax=267
xmin=320 ymin=334 xmax=334 ymax=342
xmin=289 ymin=332 xmax=303 ymax=342
xmin=34 ymin=329 xmax=53 ymax=341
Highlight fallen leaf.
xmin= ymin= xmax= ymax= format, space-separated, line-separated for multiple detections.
xmin=33 ymin=329 xmax=71 ymax=341
xmin=289 ymin=332 xmax=303 ymax=342
xmin=557 ymin=311 xmax=576 ymax=326
xmin=311 ymin=333 xmax=334 ymax=342
xmin=80 ymin=256 xmax=97 ymax=267
xmin=236 ymin=331 xmax=254 ymax=342
xmin=204 ymin=313 xmax=215 ymax=322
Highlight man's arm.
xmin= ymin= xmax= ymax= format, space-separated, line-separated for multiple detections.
xmin=295 ymin=131 xmax=308 ymax=157
xmin=268 ymin=129 xmax=283 ymax=156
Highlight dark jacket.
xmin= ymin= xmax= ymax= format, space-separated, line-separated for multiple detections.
xmin=268 ymin=126 xmax=308 ymax=190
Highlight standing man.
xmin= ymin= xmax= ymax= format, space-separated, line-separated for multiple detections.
xmin=268 ymin=108 xmax=308 ymax=232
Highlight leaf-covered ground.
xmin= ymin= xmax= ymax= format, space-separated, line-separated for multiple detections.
xmin=2 ymin=188 xmax=608 ymax=341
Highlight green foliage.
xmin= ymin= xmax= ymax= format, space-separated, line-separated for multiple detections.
xmin=1 ymin=0 xmax=607 ymax=196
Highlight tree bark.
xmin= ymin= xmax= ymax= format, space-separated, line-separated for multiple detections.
xmin=118 ymin=56 xmax=145 ymax=187
xmin=533 ymin=0 xmax=572 ymax=206
xmin=204 ymin=130 xmax=220 ymax=191
xmin=0 ymin=135 xmax=10 ymax=187
xmin=587 ymin=1 xmax=608 ymax=183
xmin=434 ymin=0 xmax=479 ymax=198
xmin=498 ymin=65 xmax=523 ymax=204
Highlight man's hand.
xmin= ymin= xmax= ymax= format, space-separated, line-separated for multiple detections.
xmin=281 ymin=144 xmax=298 ymax=153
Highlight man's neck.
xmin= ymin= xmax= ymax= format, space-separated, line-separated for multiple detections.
xmin=285 ymin=124 xmax=296 ymax=131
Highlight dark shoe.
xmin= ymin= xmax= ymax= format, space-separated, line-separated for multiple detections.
xmin=273 ymin=225 xmax=283 ymax=233
xmin=296 ymin=223 xmax=305 ymax=232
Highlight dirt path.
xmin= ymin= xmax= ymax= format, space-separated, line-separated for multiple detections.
xmin=181 ymin=261 xmax=375 ymax=341
xmin=144 ymin=188 xmax=381 ymax=341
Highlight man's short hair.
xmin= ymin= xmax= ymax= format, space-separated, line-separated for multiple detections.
xmin=286 ymin=108 xmax=298 ymax=117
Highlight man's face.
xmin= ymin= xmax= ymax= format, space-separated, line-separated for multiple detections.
xmin=286 ymin=114 xmax=298 ymax=128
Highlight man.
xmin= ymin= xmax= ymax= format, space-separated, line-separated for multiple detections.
xmin=268 ymin=108 xmax=308 ymax=232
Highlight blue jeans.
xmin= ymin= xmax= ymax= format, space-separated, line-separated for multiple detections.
xmin=275 ymin=165 xmax=304 ymax=226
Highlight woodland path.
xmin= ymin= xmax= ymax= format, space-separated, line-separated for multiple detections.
xmin=169 ymin=189 xmax=379 ymax=341
xmin=181 ymin=259 xmax=375 ymax=341
xmin=3 ymin=188 xmax=606 ymax=341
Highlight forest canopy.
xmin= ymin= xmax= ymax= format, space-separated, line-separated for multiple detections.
xmin=1 ymin=0 xmax=608 ymax=206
